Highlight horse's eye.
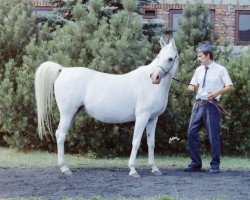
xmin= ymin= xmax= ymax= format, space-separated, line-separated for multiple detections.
xmin=169 ymin=58 xmax=173 ymax=62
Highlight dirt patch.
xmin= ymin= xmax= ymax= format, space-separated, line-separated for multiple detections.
xmin=0 ymin=168 xmax=249 ymax=199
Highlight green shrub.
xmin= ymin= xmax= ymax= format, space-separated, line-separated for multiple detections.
xmin=2 ymin=0 xmax=151 ymax=156
xmin=219 ymin=48 xmax=250 ymax=156
xmin=0 ymin=0 xmax=249 ymax=157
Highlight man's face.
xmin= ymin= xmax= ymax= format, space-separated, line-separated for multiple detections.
xmin=197 ymin=52 xmax=210 ymax=66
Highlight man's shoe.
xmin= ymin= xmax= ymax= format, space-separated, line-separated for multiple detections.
xmin=184 ymin=164 xmax=201 ymax=172
xmin=209 ymin=168 xmax=220 ymax=173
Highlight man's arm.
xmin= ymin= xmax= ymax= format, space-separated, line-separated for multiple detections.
xmin=188 ymin=68 xmax=198 ymax=92
xmin=208 ymin=85 xmax=234 ymax=100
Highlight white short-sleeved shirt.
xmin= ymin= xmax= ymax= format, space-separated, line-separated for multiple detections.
xmin=190 ymin=61 xmax=233 ymax=100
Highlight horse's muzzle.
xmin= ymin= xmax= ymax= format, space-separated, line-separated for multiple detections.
xmin=150 ymin=74 xmax=161 ymax=84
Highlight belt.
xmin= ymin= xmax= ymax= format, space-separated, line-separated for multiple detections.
xmin=196 ymin=99 xmax=219 ymax=103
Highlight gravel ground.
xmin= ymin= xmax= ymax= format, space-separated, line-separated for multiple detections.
xmin=0 ymin=167 xmax=249 ymax=200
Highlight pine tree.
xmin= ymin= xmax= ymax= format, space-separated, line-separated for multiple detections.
xmin=0 ymin=0 xmax=35 ymax=76
xmin=0 ymin=0 xmax=37 ymax=148
xmin=3 ymin=0 xmax=152 ymax=154
xmin=219 ymin=49 xmax=250 ymax=156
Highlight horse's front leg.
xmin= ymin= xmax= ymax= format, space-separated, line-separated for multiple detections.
xmin=128 ymin=114 xmax=150 ymax=177
xmin=146 ymin=117 xmax=162 ymax=176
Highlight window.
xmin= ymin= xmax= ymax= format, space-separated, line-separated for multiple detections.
xmin=169 ymin=9 xmax=182 ymax=37
xmin=143 ymin=9 xmax=157 ymax=19
xmin=209 ymin=10 xmax=215 ymax=41
xmin=169 ymin=9 xmax=215 ymax=39
xmin=32 ymin=7 xmax=52 ymax=17
xmin=235 ymin=10 xmax=250 ymax=45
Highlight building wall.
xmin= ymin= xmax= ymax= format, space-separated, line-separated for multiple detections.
xmin=144 ymin=1 xmax=250 ymax=46
xmin=32 ymin=1 xmax=250 ymax=47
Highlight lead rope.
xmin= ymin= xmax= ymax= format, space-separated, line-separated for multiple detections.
xmin=171 ymin=78 xmax=229 ymax=115
xmin=196 ymin=100 xmax=230 ymax=115
xmin=172 ymin=77 xmax=196 ymax=87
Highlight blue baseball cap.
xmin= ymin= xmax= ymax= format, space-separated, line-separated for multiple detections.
xmin=196 ymin=44 xmax=213 ymax=53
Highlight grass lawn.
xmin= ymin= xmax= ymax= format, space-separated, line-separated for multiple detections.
xmin=0 ymin=147 xmax=249 ymax=170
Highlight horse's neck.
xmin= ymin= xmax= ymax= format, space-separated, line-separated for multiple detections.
xmin=147 ymin=58 xmax=158 ymax=70
xmin=162 ymin=75 xmax=172 ymax=92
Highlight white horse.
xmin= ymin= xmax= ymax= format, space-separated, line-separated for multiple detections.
xmin=35 ymin=37 xmax=178 ymax=177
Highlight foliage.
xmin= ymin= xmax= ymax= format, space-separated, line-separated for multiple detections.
xmin=0 ymin=0 xmax=249 ymax=157
xmin=2 ymin=0 xmax=152 ymax=156
xmin=0 ymin=0 xmax=35 ymax=76
xmin=0 ymin=0 xmax=40 ymax=150
xmin=218 ymin=48 xmax=250 ymax=156
xmin=38 ymin=0 xmax=158 ymax=27
xmin=38 ymin=0 xmax=117 ymax=27
xmin=155 ymin=0 xmax=249 ymax=156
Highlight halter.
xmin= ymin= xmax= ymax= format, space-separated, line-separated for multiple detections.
xmin=158 ymin=54 xmax=196 ymax=87
xmin=157 ymin=54 xmax=178 ymax=78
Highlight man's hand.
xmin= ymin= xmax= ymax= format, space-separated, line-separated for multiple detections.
xmin=208 ymin=85 xmax=234 ymax=100
xmin=208 ymin=90 xmax=220 ymax=100
xmin=188 ymin=84 xmax=198 ymax=92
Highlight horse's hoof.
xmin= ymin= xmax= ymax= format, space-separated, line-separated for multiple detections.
xmin=129 ymin=172 xmax=141 ymax=178
xmin=60 ymin=165 xmax=73 ymax=175
xmin=152 ymin=169 xmax=162 ymax=176
xmin=62 ymin=169 xmax=73 ymax=176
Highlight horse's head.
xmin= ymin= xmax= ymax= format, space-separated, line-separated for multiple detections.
xmin=150 ymin=37 xmax=178 ymax=84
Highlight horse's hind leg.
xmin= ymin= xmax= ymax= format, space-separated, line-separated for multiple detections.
xmin=146 ymin=117 xmax=162 ymax=176
xmin=56 ymin=110 xmax=78 ymax=175
xmin=128 ymin=114 xmax=150 ymax=177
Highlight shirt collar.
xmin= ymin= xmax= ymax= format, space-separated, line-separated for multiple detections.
xmin=204 ymin=61 xmax=214 ymax=69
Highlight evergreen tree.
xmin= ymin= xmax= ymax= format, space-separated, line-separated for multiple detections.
xmin=38 ymin=0 xmax=158 ymax=27
xmin=3 ymin=0 xmax=152 ymax=155
xmin=0 ymin=0 xmax=35 ymax=76
xmin=217 ymin=48 xmax=250 ymax=156
xmin=1 ymin=0 xmax=248 ymax=156
xmin=0 ymin=0 xmax=36 ymax=148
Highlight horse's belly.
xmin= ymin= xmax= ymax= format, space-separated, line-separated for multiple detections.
xmin=86 ymin=106 xmax=135 ymax=123
xmin=84 ymin=97 xmax=136 ymax=123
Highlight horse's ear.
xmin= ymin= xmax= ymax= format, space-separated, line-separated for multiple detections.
xmin=159 ymin=36 xmax=167 ymax=48
xmin=170 ymin=38 xmax=176 ymax=47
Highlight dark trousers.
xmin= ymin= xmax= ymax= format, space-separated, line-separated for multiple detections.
xmin=188 ymin=100 xmax=221 ymax=169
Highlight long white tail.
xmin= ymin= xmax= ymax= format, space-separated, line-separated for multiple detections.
xmin=35 ymin=61 xmax=63 ymax=139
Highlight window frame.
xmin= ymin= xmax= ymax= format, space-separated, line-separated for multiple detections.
xmin=169 ymin=9 xmax=182 ymax=37
xmin=143 ymin=8 xmax=157 ymax=19
xmin=209 ymin=9 xmax=215 ymax=41
xmin=33 ymin=6 xmax=52 ymax=17
xmin=235 ymin=10 xmax=250 ymax=45
xmin=169 ymin=9 xmax=182 ymax=30
xmin=169 ymin=9 xmax=215 ymax=40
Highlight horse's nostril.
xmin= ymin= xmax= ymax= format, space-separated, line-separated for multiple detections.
xmin=150 ymin=74 xmax=153 ymax=78
xmin=156 ymin=75 xmax=159 ymax=80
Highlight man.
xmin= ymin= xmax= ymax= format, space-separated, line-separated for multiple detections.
xmin=184 ymin=43 xmax=234 ymax=173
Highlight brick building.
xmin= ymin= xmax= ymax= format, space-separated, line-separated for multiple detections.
xmin=32 ymin=1 xmax=52 ymax=16
xmin=32 ymin=0 xmax=250 ymax=47
xmin=143 ymin=0 xmax=250 ymax=47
